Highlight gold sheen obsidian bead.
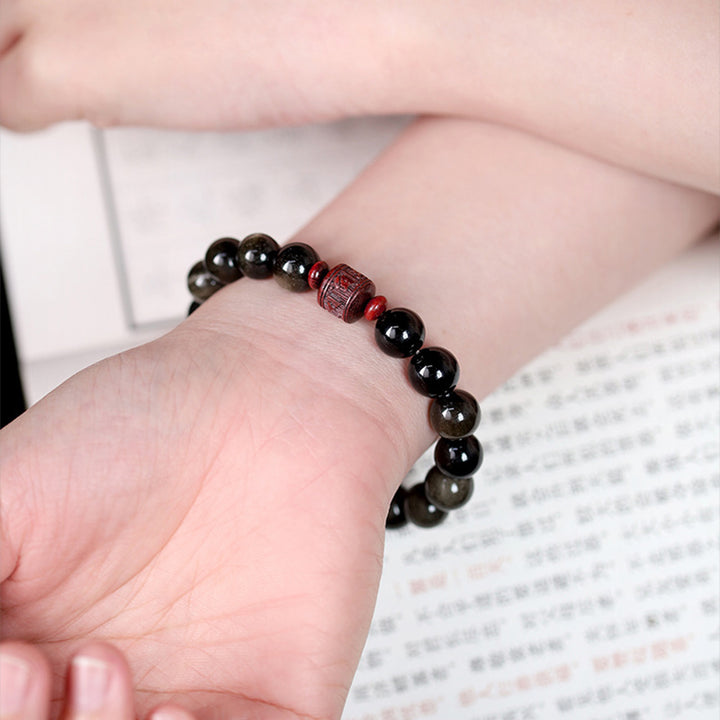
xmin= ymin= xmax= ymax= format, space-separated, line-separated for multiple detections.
xmin=408 ymin=346 xmax=460 ymax=398
xmin=424 ymin=465 xmax=474 ymax=511
xmin=205 ymin=237 xmax=243 ymax=284
xmin=187 ymin=260 xmax=223 ymax=302
xmin=374 ymin=308 xmax=425 ymax=358
xmin=386 ymin=486 xmax=409 ymax=529
xmin=317 ymin=263 xmax=376 ymax=323
xmin=429 ymin=389 xmax=480 ymax=438
xmin=434 ymin=435 xmax=483 ymax=479
xmin=273 ymin=243 xmax=319 ymax=292
xmin=405 ymin=482 xmax=448 ymax=528
xmin=237 ymin=233 xmax=279 ymax=279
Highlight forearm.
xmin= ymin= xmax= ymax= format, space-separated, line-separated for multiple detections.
xmin=379 ymin=0 xmax=719 ymax=193
xmin=287 ymin=118 xmax=719 ymax=458
xmin=2 ymin=1 xmax=715 ymax=192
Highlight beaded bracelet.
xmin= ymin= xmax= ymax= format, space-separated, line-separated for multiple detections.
xmin=186 ymin=234 xmax=483 ymax=530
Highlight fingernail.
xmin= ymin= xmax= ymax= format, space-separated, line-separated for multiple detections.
xmin=150 ymin=710 xmax=195 ymax=720
xmin=0 ymin=652 xmax=31 ymax=715
xmin=71 ymin=655 xmax=111 ymax=713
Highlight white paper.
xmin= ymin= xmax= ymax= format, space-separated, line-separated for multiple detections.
xmin=344 ymin=239 xmax=720 ymax=719
xmin=102 ymin=118 xmax=409 ymax=326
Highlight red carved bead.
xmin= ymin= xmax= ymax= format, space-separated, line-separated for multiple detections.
xmin=317 ymin=264 xmax=376 ymax=323
xmin=308 ymin=261 xmax=329 ymax=290
xmin=364 ymin=295 xmax=387 ymax=321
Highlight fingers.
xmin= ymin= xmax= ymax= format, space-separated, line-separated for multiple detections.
xmin=0 ymin=0 xmax=26 ymax=57
xmin=60 ymin=643 xmax=135 ymax=720
xmin=0 ymin=2 xmax=56 ymax=131
xmin=0 ymin=642 xmax=51 ymax=720
xmin=0 ymin=35 xmax=77 ymax=132
xmin=0 ymin=641 xmax=200 ymax=720
xmin=0 ymin=40 xmax=47 ymax=132
xmin=146 ymin=707 xmax=197 ymax=720
xmin=0 ymin=22 xmax=22 ymax=58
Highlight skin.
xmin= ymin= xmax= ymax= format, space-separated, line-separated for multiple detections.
xmin=0 ymin=641 xmax=197 ymax=719
xmin=0 ymin=2 xmax=718 ymax=719
xmin=0 ymin=1 xmax=716 ymax=191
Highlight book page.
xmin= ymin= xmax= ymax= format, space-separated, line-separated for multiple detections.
xmin=102 ymin=117 xmax=409 ymax=327
xmin=344 ymin=238 xmax=720 ymax=719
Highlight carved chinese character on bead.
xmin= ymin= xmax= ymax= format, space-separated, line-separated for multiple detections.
xmin=317 ymin=264 xmax=376 ymax=323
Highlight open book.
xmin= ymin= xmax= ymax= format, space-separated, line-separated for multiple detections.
xmin=1 ymin=119 xmax=717 ymax=719
xmin=345 ymin=235 xmax=719 ymax=719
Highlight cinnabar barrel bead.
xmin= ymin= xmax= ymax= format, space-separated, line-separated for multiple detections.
xmin=405 ymin=483 xmax=448 ymax=528
xmin=429 ymin=389 xmax=480 ymax=438
xmin=273 ymin=243 xmax=319 ymax=292
xmin=434 ymin=435 xmax=483 ymax=479
xmin=374 ymin=308 xmax=425 ymax=358
xmin=408 ymin=346 xmax=459 ymax=397
xmin=187 ymin=260 xmax=224 ymax=301
xmin=236 ymin=233 xmax=279 ymax=279
xmin=308 ymin=261 xmax=329 ymax=290
xmin=317 ymin=264 xmax=376 ymax=323
xmin=205 ymin=237 xmax=242 ymax=283
xmin=424 ymin=465 xmax=474 ymax=511
xmin=386 ymin=486 xmax=409 ymax=529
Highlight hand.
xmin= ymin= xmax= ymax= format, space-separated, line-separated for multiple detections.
xmin=0 ymin=640 xmax=198 ymax=720
xmin=1 ymin=275 xmax=425 ymax=719
xmin=0 ymin=262 xmax=436 ymax=720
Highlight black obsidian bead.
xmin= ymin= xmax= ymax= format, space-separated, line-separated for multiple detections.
xmin=434 ymin=435 xmax=483 ymax=479
xmin=236 ymin=233 xmax=279 ymax=279
xmin=187 ymin=260 xmax=224 ymax=301
xmin=273 ymin=242 xmax=319 ymax=292
xmin=429 ymin=389 xmax=480 ymax=438
xmin=205 ymin=237 xmax=243 ymax=283
xmin=386 ymin=486 xmax=409 ymax=529
xmin=188 ymin=300 xmax=201 ymax=316
xmin=424 ymin=466 xmax=474 ymax=511
xmin=408 ymin=346 xmax=459 ymax=398
xmin=374 ymin=308 xmax=425 ymax=358
xmin=405 ymin=482 xmax=448 ymax=528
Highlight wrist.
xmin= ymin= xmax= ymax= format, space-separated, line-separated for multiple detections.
xmin=183 ymin=229 xmax=491 ymax=529
xmin=180 ymin=271 xmax=435 ymax=486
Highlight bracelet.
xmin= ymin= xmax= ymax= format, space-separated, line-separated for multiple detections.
xmin=186 ymin=234 xmax=483 ymax=530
